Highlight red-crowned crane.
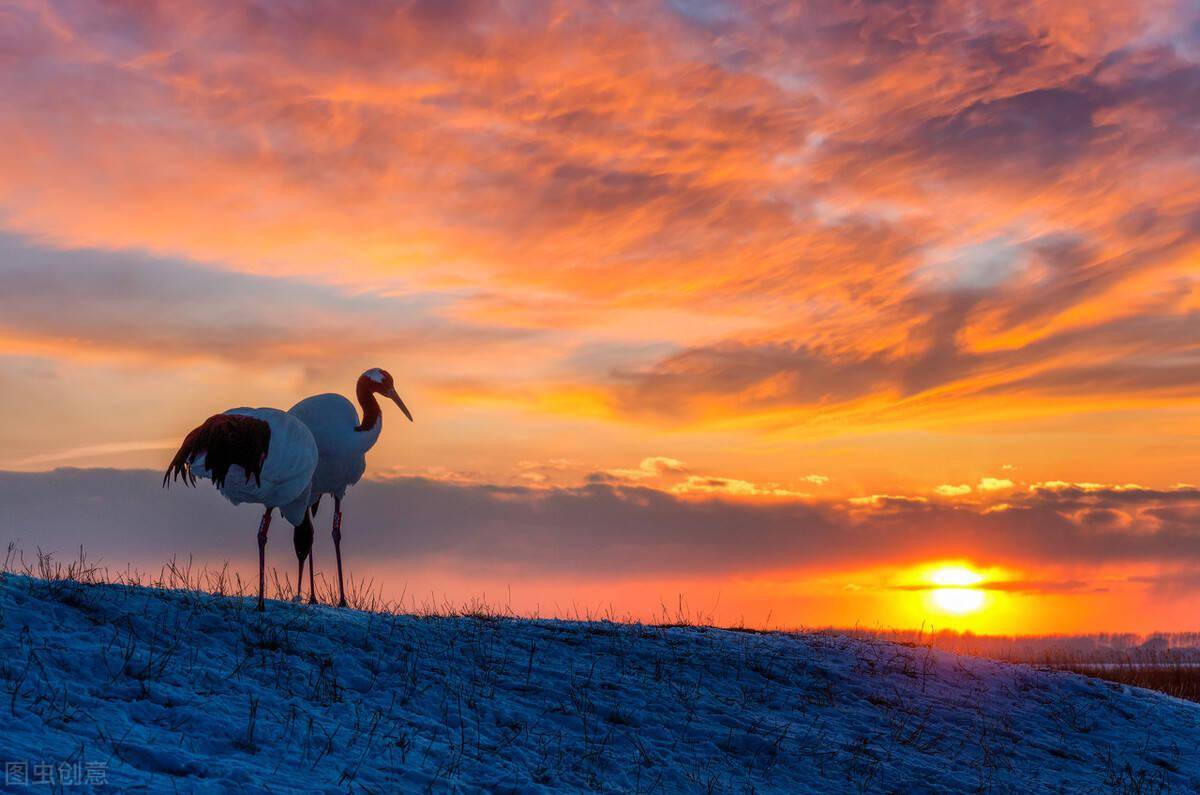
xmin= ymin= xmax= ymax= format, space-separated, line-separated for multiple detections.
xmin=288 ymin=367 xmax=412 ymax=607
xmin=163 ymin=407 xmax=318 ymax=611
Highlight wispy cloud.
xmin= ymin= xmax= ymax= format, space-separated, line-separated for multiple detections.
xmin=6 ymin=469 xmax=1200 ymax=580
xmin=603 ymin=456 xmax=691 ymax=481
xmin=0 ymin=235 xmax=531 ymax=368
xmin=13 ymin=439 xmax=178 ymax=467
xmin=935 ymin=484 xmax=972 ymax=497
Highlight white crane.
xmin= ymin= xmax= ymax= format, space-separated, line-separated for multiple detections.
xmin=164 ymin=407 xmax=318 ymax=611
xmin=288 ymin=367 xmax=412 ymax=607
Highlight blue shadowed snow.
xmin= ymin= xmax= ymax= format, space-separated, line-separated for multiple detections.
xmin=1 ymin=573 xmax=1199 ymax=792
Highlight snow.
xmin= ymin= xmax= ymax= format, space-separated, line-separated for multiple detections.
xmin=2 ymin=573 xmax=1199 ymax=792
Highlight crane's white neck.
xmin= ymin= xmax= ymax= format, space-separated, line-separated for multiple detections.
xmin=356 ymin=380 xmax=382 ymax=427
xmin=354 ymin=377 xmax=384 ymax=452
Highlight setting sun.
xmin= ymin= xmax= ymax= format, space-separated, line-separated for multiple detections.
xmin=928 ymin=565 xmax=987 ymax=615
xmin=931 ymin=588 xmax=986 ymax=614
xmin=929 ymin=565 xmax=984 ymax=588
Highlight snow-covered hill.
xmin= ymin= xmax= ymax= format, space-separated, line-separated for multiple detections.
xmin=1 ymin=573 xmax=1198 ymax=792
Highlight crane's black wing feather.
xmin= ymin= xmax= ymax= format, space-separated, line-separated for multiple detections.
xmin=163 ymin=414 xmax=271 ymax=490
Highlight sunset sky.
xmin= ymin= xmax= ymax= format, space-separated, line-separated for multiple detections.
xmin=2 ymin=0 xmax=1200 ymax=633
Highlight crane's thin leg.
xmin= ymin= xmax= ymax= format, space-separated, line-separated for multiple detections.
xmin=331 ymin=497 xmax=347 ymax=608
xmin=306 ymin=500 xmax=320 ymax=605
xmin=257 ymin=508 xmax=273 ymax=612
xmin=295 ymin=554 xmax=306 ymax=603
xmin=307 ymin=547 xmax=317 ymax=605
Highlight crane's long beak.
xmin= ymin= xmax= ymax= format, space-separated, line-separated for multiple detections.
xmin=386 ymin=388 xmax=413 ymax=422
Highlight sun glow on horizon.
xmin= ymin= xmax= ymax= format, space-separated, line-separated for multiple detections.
xmin=931 ymin=587 xmax=986 ymax=614
xmin=926 ymin=564 xmax=987 ymax=616
xmin=929 ymin=565 xmax=984 ymax=588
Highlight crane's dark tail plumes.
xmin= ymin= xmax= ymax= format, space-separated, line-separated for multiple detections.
xmin=163 ymin=414 xmax=271 ymax=489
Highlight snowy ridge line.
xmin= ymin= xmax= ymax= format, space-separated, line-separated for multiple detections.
xmin=1 ymin=571 xmax=1199 ymax=792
